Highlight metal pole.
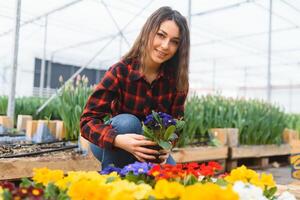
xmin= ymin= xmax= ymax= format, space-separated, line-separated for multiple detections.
xmin=39 ymin=16 xmax=48 ymax=97
xmin=187 ymin=0 xmax=192 ymax=28
xmin=46 ymin=54 xmax=53 ymax=96
xmin=212 ymin=59 xmax=216 ymax=93
xmin=119 ymin=34 xmax=122 ymax=59
xmin=7 ymin=0 xmax=21 ymax=121
xmin=289 ymin=80 xmax=293 ymax=112
xmin=244 ymin=66 xmax=248 ymax=97
xmin=267 ymin=0 xmax=273 ymax=102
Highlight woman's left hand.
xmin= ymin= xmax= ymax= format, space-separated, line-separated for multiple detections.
xmin=159 ymin=149 xmax=170 ymax=164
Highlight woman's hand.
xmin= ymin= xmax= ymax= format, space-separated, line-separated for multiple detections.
xmin=113 ymin=134 xmax=159 ymax=162
xmin=159 ymin=149 xmax=170 ymax=164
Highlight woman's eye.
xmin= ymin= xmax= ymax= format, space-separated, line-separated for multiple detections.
xmin=157 ymin=32 xmax=165 ymax=38
xmin=171 ymin=40 xmax=179 ymax=45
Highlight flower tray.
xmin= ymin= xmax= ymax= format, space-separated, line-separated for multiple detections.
xmin=0 ymin=153 xmax=99 ymax=180
xmin=171 ymin=146 xmax=228 ymax=163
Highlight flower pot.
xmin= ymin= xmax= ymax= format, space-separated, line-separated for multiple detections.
xmin=143 ymin=145 xmax=166 ymax=164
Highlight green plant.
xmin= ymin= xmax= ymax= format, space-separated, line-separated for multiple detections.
xmin=15 ymin=97 xmax=60 ymax=122
xmin=236 ymin=99 xmax=286 ymax=145
xmin=56 ymin=75 xmax=93 ymax=140
xmin=0 ymin=95 xmax=8 ymax=115
xmin=286 ymin=113 xmax=300 ymax=135
xmin=0 ymin=95 xmax=60 ymax=125
xmin=181 ymin=95 xmax=287 ymax=146
xmin=142 ymin=111 xmax=185 ymax=150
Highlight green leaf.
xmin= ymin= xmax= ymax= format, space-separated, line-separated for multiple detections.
xmin=164 ymin=125 xmax=176 ymax=140
xmin=143 ymin=124 xmax=155 ymax=141
xmin=19 ymin=178 xmax=33 ymax=187
xmin=3 ymin=189 xmax=12 ymax=200
xmin=183 ymin=174 xmax=198 ymax=186
xmin=45 ymin=183 xmax=60 ymax=199
xmin=152 ymin=110 xmax=162 ymax=124
xmin=57 ymin=190 xmax=70 ymax=200
xmin=158 ymin=140 xmax=172 ymax=150
xmin=215 ymin=178 xmax=228 ymax=187
xmin=263 ymin=186 xmax=277 ymax=198
xmin=106 ymin=176 xmax=117 ymax=183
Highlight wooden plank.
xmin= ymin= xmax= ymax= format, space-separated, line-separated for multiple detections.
xmin=277 ymin=183 xmax=300 ymax=200
xmin=230 ymin=144 xmax=291 ymax=159
xmin=254 ymin=157 xmax=269 ymax=168
xmin=226 ymin=160 xmax=238 ymax=171
xmin=0 ymin=154 xmax=100 ymax=180
xmin=171 ymin=146 xmax=228 ymax=163
xmin=0 ymin=116 xmax=13 ymax=129
xmin=283 ymin=129 xmax=299 ymax=143
xmin=290 ymin=140 xmax=300 ymax=154
xmin=17 ymin=115 xmax=32 ymax=132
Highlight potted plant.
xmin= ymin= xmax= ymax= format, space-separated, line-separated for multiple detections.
xmin=142 ymin=111 xmax=185 ymax=163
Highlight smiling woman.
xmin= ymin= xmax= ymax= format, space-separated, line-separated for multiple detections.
xmin=80 ymin=6 xmax=190 ymax=169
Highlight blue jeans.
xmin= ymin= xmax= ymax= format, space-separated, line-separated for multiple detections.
xmin=90 ymin=113 xmax=176 ymax=169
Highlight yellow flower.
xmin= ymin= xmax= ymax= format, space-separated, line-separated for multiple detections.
xmin=107 ymin=180 xmax=152 ymax=200
xmin=32 ymin=168 xmax=64 ymax=186
xmin=0 ymin=186 xmax=3 ymax=200
xmin=55 ymin=171 xmax=117 ymax=190
xmin=250 ymin=173 xmax=276 ymax=189
xmin=68 ymin=178 xmax=109 ymax=200
xmin=181 ymin=183 xmax=239 ymax=200
xmin=260 ymin=173 xmax=275 ymax=188
xmin=133 ymin=183 xmax=153 ymax=200
xmin=225 ymin=165 xmax=259 ymax=184
xmin=249 ymin=176 xmax=264 ymax=189
xmin=150 ymin=179 xmax=184 ymax=199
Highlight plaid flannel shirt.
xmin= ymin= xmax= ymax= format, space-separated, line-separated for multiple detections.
xmin=80 ymin=58 xmax=187 ymax=149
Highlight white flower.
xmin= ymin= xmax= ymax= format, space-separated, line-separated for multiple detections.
xmin=198 ymin=175 xmax=204 ymax=181
xmin=277 ymin=191 xmax=296 ymax=200
xmin=233 ymin=181 xmax=268 ymax=200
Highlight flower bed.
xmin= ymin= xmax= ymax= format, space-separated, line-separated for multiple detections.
xmin=0 ymin=162 xmax=296 ymax=200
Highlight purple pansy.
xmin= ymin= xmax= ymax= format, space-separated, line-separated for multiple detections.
xmin=100 ymin=165 xmax=122 ymax=175
xmin=120 ymin=162 xmax=153 ymax=176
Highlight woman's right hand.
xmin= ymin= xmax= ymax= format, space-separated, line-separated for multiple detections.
xmin=113 ymin=134 xmax=159 ymax=162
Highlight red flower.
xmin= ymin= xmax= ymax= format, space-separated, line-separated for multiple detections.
xmin=207 ymin=161 xmax=222 ymax=171
xmin=0 ymin=181 xmax=16 ymax=191
xmin=29 ymin=187 xmax=44 ymax=197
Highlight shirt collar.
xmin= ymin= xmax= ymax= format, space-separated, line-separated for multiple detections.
xmin=127 ymin=59 xmax=172 ymax=81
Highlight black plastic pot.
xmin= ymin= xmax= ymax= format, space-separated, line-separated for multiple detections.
xmin=143 ymin=145 xmax=166 ymax=163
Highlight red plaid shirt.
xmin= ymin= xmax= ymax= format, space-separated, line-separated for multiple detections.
xmin=80 ymin=58 xmax=187 ymax=149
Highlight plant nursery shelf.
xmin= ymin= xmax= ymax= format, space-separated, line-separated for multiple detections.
xmin=229 ymin=144 xmax=291 ymax=159
xmin=289 ymin=140 xmax=300 ymax=154
xmin=171 ymin=146 xmax=228 ymax=163
xmin=227 ymin=144 xmax=291 ymax=170
xmin=0 ymin=154 xmax=100 ymax=180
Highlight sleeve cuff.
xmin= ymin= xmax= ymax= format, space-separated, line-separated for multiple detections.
xmin=103 ymin=128 xmax=118 ymax=150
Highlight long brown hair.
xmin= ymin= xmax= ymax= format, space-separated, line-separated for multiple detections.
xmin=123 ymin=6 xmax=190 ymax=92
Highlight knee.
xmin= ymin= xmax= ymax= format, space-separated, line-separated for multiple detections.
xmin=110 ymin=114 xmax=142 ymax=134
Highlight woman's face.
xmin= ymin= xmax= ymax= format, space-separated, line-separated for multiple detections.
xmin=147 ymin=20 xmax=180 ymax=68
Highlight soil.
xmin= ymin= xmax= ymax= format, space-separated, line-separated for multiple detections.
xmin=0 ymin=141 xmax=79 ymax=158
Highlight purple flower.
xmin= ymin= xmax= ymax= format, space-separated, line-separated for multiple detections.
xmin=120 ymin=162 xmax=153 ymax=176
xmin=158 ymin=112 xmax=172 ymax=119
xmin=100 ymin=165 xmax=122 ymax=175
xmin=162 ymin=118 xmax=176 ymax=127
xmin=144 ymin=112 xmax=176 ymax=128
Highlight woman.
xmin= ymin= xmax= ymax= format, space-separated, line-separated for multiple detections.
xmin=80 ymin=6 xmax=190 ymax=169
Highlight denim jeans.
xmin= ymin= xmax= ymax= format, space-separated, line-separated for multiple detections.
xmin=90 ymin=113 xmax=176 ymax=169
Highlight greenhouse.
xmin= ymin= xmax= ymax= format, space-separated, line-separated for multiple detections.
xmin=0 ymin=0 xmax=300 ymax=199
